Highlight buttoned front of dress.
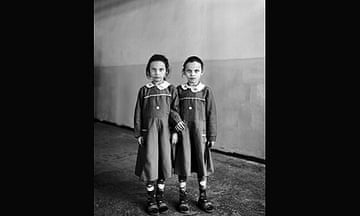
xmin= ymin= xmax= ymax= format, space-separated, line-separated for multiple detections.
xmin=141 ymin=88 xmax=171 ymax=126
xmin=134 ymin=81 xmax=181 ymax=181
xmin=174 ymin=83 xmax=217 ymax=177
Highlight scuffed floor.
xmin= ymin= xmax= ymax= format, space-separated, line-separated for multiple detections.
xmin=94 ymin=122 xmax=265 ymax=216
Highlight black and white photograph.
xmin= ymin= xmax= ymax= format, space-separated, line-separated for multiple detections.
xmin=94 ymin=0 xmax=265 ymax=215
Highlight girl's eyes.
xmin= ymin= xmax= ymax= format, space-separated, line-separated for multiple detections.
xmin=151 ymin=68 xmax=165 ymax=72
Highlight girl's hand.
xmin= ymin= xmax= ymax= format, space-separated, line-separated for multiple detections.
xmin=207 ymin=141 xmax=215 ymax=148
xmin=137 ymin=136 xmax=144 ymax=146
xmin=171 ymin=133 xmax=178 ymax=145
xmin=175 ymin=121 xmax=186 ymax=131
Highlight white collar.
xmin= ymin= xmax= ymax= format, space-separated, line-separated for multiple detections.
xmin=181 ymin=82 xmax=205 ymax=92
xmin=145 ymin=81 xmax=170 ymax=90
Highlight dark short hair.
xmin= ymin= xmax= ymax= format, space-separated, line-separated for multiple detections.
xmin=145 ymin=54 xmax=170 ymax=79
xmin=182 ymin=56 xmax=204 ymax=72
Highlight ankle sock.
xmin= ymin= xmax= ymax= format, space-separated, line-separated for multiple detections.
xmin=198 ymin=176 xmax=207 ymax=190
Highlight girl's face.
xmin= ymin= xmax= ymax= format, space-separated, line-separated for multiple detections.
xmin=183 ymin=61 xmax=203 ymax=85
xmin=149 ymin=61 xmax=167 ymax=83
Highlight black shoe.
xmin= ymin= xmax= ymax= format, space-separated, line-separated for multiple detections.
xmin=178 ymin=190 xmax=190 ymax=214
xmin=197 ymin=190 xmax=214 ymax=213
xmin=156 ymin=190 xmax=168 ymax=213
xmin=147 ymin=191 xmax=159 ymax=215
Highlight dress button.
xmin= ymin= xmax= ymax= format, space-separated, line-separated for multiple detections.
xmin=188 ymin=106 xmax=192 ymax=110
xmin=156 ymin=106 xmax=160 ymax=110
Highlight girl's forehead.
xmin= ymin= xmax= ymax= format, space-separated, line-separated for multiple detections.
xmin=150 ymin=61 xmax=166 ymax=67
xmin=185 ymin=61 xmax=202 ymax=69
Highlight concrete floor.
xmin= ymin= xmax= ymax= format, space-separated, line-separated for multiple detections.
xmin=94 ymin=122 xmax=265 ymax=216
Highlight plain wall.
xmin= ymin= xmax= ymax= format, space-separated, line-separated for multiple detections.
xmin=94 ymin=0 xmax=265 ymax=159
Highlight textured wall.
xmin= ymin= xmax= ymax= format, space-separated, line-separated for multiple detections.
xmin=94 ymin=0 xmax=265 ymax=159
xmin=95 ymin=0 xmax=264 ymax=65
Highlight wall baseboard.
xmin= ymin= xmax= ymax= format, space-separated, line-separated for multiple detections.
xmin=211 ymin=149 xmax=265 ymax=165
xmin=94 ymin=118 xmax=265 ymax=165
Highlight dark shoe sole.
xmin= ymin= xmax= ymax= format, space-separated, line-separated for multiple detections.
xmin=147 ymin=204 xmax=159 ymax=215
xmin=158 ymin=206 xmax=168 ymax=213
xmin=197 ymin=201 xmax=215 ymax=213
xmin=157 ymin=200 xmax=168 ymax=213
xmin=178 ymin=204 xmax=190 ymax=214
xmin=147 ymin=210 xmax=159 ymax=216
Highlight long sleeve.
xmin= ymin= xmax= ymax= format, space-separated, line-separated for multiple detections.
xmin=134 ymin=87 xmax=143 ymax=138
xmin=169 ymin=85 xmax=182 ymax=126
xmin=206 ymin=87 xmax=217 ymax=141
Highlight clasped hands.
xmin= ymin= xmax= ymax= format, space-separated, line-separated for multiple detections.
xmin=171 ymin=121 xmax=215 ymax=148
